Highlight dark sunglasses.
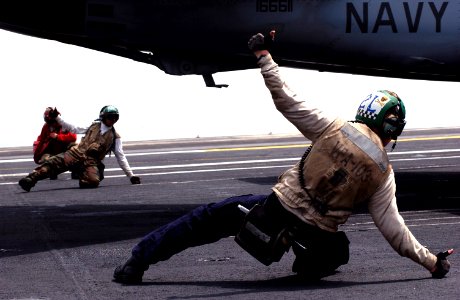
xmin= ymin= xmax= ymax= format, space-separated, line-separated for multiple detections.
xmin=105 ymin=114 xmax=119 ymax=121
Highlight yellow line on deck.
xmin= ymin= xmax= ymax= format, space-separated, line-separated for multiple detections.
xmin=204 ymin=135 xmax=460 ymax=152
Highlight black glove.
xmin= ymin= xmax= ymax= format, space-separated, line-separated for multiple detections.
xmin=431 ymin=249 xmax=453 ymax=279
xmin=130 ymin=176 xmax=141 ymax=185
xmin=48 ymin=107 xmax=61 ymax=119
xmin=248 ymin=31 xmax=275 ymax=52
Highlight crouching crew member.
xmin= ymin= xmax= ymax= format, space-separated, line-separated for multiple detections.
xmin=113 ymin=33 xmax=451 ymax=284
xmin=33 ymin=107 xmax=78 ymax=170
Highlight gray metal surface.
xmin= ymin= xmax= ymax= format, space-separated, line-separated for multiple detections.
xmin=0 ymin=128 xmax=459 ymax=299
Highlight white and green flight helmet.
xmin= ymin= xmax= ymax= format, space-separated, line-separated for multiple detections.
xmin=355 ymin=90 xmax=406 ymax=147
xmin=99 ymin=105 xmax=119 ymax=121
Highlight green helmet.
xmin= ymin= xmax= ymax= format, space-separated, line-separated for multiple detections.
xmin=355 ymin=90 xmax=406 ymax=139
xmin=99 ymin=105 xmax=119 ymax=121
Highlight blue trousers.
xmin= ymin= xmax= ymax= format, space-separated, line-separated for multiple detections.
xmin=132 ymin=194 xmax=268 ymax=265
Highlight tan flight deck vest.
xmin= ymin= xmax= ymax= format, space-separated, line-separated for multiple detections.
xmin=72 ymin=122 xmax=120 ymax=161
xmin=274 ymin=119 xmax=392 ymax=232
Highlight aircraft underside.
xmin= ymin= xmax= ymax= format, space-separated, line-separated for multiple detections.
xmin=0 ymin=0 xmax=459 ymax=84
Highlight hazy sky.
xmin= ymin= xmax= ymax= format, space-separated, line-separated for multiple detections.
xmin=1 ymin=29 xmax=459 ymax=148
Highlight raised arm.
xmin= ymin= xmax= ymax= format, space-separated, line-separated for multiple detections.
xmin=249 ymin=32 xmax=335 ymax=142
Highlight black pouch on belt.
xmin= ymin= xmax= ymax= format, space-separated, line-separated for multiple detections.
xmin=235 ymin=203 xmax=292 ymax=266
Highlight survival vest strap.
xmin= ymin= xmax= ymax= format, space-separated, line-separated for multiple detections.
xmin=107 ymin=126 xmax=116 ymax=157
xmin=297 ymin=144 xmax=330 ymax=215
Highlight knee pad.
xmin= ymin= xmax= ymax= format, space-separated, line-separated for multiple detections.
xmin=81 ymin=164 xmax=101 ymax=187
xmin=79 ymin=179 xmax=99 ymax=189
xmin=292 ymin=231 xmax=350 ymax=278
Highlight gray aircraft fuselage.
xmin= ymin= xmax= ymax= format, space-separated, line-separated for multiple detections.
xmin=0 ymin=0 xmax=458 ymax=84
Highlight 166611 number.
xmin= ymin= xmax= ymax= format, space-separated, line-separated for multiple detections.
xmin=256 ymin=0 xmax=293 ymax=12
